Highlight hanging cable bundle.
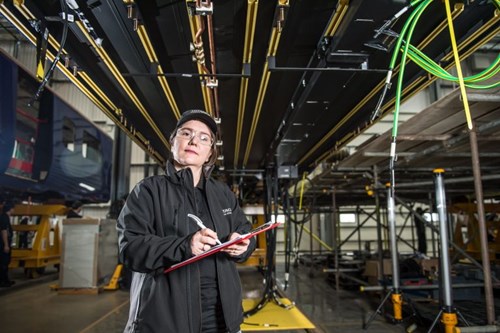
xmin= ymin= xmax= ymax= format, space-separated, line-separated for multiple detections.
xmin=29 ymin=0 xmax=70 ymax=106
xmin=369 ymin=0 xmax=500 ymax=204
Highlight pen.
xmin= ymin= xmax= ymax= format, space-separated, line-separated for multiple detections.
xmin=187 ymin=213 xmax=222 ymax=245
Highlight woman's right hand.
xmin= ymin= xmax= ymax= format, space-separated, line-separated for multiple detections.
xmin=190 ymin=228 xmax=219 ymax=255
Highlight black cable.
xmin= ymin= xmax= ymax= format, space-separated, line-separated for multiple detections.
xmin=287 ymin=178 xmax=317 ymax=266
xmin=289 ymin=178 xmax=314 ymax=225
xmin=29 ymin=0 xmax=69 ymax=107
xmin=282 ymin=180 xmax=293 ymax=290
xmin=244 ymin=168 xmax=292 ymax=318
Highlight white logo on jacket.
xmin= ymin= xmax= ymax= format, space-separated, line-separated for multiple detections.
xmin=222 ymin=208 xmax=232 ymax=216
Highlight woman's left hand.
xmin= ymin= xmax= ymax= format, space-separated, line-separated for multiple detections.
xmin=222 ymin=232 xmax=250 ymax=257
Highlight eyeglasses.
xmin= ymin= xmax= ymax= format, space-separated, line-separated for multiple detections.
xmin=176 ymin=128 xmax=214 ymax=146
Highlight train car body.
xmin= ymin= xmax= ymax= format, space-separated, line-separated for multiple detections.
xmin=0 ymin=50 xmax=112 ymax=203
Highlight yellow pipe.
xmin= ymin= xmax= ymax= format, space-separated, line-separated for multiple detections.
xmin=74 ymin=20 xmax=171 ymax=151
xmin=78 ymin=72 xmax=118 ymax=111
xmin=136 ymin=25 xmax=156 ymax=63
xmin=299 ymin=172 xmax=306 ymax=210
xmin=445 ymin=0 xmax=472 ymax=129
xmin=243 ymin=60 xmax=272 ymax=165
xmin=234 ymin=0 xmax=258 ymax=167
xmin=243 ymin=0 xmax=259 ymax=64
xmin=234 ymin=77 xmax=249 ymax=167
xmin=1 ymin=3 xmax=35 ymax=40
xmin=324 ymin=0 xmax=349 ymax=37
xmin=302 ymin=225 xmax=333 ymax=251
xmin=136 ymin=24 xmax=181 ymax=120
xmin=243 ymin=0 xmax=289 ymax=166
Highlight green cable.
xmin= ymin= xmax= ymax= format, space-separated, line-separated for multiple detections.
xmin=373 ymin=0 xmax=500 ymax=130
xmin=370 ymin=0 xmax=430 ymax=121
xmin=467 ymin=81 xmax=500 ymax=89
xmin=392 ymin=0 xmax=432 ymax=137
xmin=373 ymin=0 xmax=500 ymax=196
xmin=406 ymin=44 xmax=500 ymax=86
xmin=386 ymin=0 xmax=432 ymax=197
xmin=406 ymin=43 xmax=500 ymax=83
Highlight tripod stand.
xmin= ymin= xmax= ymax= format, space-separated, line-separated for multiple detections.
xmin=426 ymin=170 xmax=469 ymax=333
xmin=364 ymin=184 xmax=416 ymax=329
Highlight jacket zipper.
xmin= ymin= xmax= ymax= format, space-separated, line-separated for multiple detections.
xmin=181 ymin=171 xmax=200 ymax=333
xmin=188 ymin=172 xmax=204 ymax=333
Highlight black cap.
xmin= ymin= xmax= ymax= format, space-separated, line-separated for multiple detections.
xmin=175 ymin=109 xmax=218 ymax=135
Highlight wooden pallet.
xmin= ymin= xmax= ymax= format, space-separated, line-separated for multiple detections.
xmin=51 ymin=284 xmax=103 ymax=295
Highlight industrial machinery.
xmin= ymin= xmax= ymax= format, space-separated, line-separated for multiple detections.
xmin=450 ymin=203 xmax=500 ymax=263
xmin=9 ymin=204 xmax=66 ymax=278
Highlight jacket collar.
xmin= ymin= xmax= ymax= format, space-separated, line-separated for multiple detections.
xmin=165 ymin=160 xmax=215 ymax=184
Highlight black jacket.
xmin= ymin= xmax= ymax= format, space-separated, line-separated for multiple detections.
xmin=117 ymin=162 xmax=256 ymax=333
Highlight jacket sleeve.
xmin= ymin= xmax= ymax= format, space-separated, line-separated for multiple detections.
xmin=117 ymin=180 xmax=193 ymax=273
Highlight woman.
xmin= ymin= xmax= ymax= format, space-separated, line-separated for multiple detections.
xmin=117 ymin=109 xmax=256 ymax=333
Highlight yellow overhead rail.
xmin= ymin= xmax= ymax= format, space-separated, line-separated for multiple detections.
xmin=136 ymin=24 xmax=181 ymax=121
xmin=324 ymin=0 xmax=349 ymax=38
xmin=125 ymin=0 xmax=181 ymax=121
xmin=234 ymin=0 xmax=259 ymax=167
xmin=243 ymin=0 xmax=289 ymax=167
xmin=74 ymin=19 xmax=171 ymax=152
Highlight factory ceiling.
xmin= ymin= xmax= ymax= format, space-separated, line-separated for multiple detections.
xmin=0 ymin=0 xmax=499 ymax=206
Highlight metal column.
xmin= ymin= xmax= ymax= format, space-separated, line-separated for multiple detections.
xmin=431 ymin=169 xmax=457 ymax=333
xmin=110 ymin=128 xmax=131 ymax=202
xmin=434 ymin=170 xmax=453 ymax=311
xmin=363 ymin=182 xmax=404 ymax=328
xmin=331 ymin=187 xmax=340 ymax=291
xmin=373 ymin=166 xmax=385 ymax=283
xmin=387 ymin=184 xmax=402 ymax=321
xmin=469 ymin=124 xmax=495 ymax=324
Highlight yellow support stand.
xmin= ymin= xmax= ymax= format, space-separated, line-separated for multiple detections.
xmin=391 ymin=292 xmax=403 ymax=321
xmin=241 ymin=298 xmax=315 ymax=331
xmin=441 ymin=311 xmax=458 ymax=333
xmin=104 ymin=264 xmax=123 ymax=291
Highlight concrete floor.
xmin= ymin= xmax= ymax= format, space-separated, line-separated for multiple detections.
xmin=0 ymin=265 xmax=440 ymax=333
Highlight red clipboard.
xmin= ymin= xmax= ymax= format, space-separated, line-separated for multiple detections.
xmin=164 ymin=221 xmax=281 ymax=274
